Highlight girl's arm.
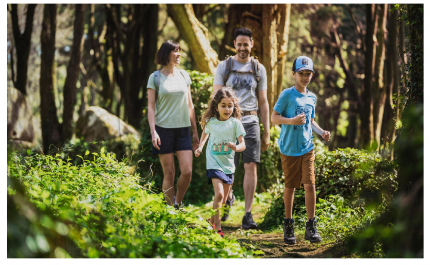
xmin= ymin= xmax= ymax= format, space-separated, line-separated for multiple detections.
xmin=194 ymin=130 xmax=209 ymax=157
xmin=271 ymin=110 xmax=306 ymax=125
xmin=311 ymin=118 xmax=330 ymax=141
xmin=187 ymin=85 xmax=200 ymax=151
xmin=147 ymin=89 xmax=160 ymax=150
xmin=228 ymin=135 xmax=246 ymax=152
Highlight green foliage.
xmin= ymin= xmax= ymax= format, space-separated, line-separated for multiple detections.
xmin=259 ymin=147 xmax=397 ymax=231
xmin=137 ymin=70 xmax=215 ymax=204
xmin=8 ymin=151 xmax=252 ymax=258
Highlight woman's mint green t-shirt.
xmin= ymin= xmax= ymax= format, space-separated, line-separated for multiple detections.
xmin=204 ymin=117 xmax=246 ymax=174
xmin=147 ymin=69 xmax=192 ymax=128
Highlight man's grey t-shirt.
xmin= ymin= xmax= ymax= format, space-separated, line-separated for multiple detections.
xmin=213 ymin=58 xmax=267 ymax=124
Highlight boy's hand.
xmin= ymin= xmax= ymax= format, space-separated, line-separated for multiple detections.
xmin=322 ymin=130 xmax=331 ymax=142
xmin=228 ymin=142 xmax=237 ymax=151
xmin=291 ymin=112 xmax=306 ymax=125
xmin=194 ymin=147 xmax=203 ymax=157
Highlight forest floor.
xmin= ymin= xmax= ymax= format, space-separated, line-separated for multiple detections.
xmin=195 ymin=192 xmax=351 ymax=258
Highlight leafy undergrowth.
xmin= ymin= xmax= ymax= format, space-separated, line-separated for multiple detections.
xmin=7 ymin=151 xmax=252 ymax=258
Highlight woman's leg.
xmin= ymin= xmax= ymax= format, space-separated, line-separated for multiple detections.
xmin=175 ymin=150 xmax=193 ymax=205
xmin=159 ymin=153 xmax=175 ymax=205
xmin=211 ymin=178 xmax=225 ymax=230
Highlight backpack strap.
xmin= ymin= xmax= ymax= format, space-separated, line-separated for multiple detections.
xmin=250 ymin=57 xmax=261 ymax=108
xmin=153 ymin=70 xmax=160 ymax=101
xmin=223 ymin=56 xmax=233 ymax=84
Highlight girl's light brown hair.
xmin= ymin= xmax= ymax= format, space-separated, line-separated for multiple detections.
xmin=200 ymin=87 xmax=242 ymax=129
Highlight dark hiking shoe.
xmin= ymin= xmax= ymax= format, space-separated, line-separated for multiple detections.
xmin=221 ymin=194 xmax=235 ymax=221
xmin=242 ymin=212 xmax=258 ymax=230
xmin=217 ymin=229 xmax=224 ymax=238
xmin=305 ymin=218 xmax=322 ymax=243
xmin=173 ymin=196 xmax=183 ymax=211
xmin=283 ymin=218 xmax=296 ymax=245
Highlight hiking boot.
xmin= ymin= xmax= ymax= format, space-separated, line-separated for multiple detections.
xmin=217 ymin=229 xmax=224 ymax=238
xmin=283 ymin=218 xmax=296 ymax=245
xmin=305 ymin=218 xmax=322 ymax=243
xmin=221 ymin=194 xmax=235 ymax=221
xmin=242 ymin=212 xmax=258 ymax=230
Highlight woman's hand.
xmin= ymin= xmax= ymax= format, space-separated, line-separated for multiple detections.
xmin=192 ymin=134 xmax=200 ymax=151
xmin=152 ymin=131 xmax=161 ymax=150
xmin=228 ymin=142 xmax=237 ymax=151
xmin=194 ymin=147 xmax=203 ymax=157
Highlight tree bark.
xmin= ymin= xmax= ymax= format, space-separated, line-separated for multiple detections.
xmin=167 ymin=4 xmax=219 ymax=74
xmin=361 ymin=4 xmax=378 ymax=149
xmin=62 ymin=4 xmax=86 ymax=141
xmin=276 ymin=4 xmax=291 ymax=102
xmin=10 ymin=4 xmax=37 ymax=96
xmin=219 ymin=4 xmax=249 ymax=60
xmin=373 ymin=4 xmax=388 ymax=148
xmin=40 ymin=4 xmax=61 ymax=153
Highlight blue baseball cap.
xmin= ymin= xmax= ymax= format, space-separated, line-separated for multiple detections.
xmin=292 ymin=56 xmax=314 ymax=72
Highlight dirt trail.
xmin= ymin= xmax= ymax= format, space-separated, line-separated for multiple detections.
xmin=222 ymin=224 xmax=348 ymax=258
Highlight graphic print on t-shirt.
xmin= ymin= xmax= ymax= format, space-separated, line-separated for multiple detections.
xmin=294 ymin=104 xmax=312 ymax=131
xmin=210 ymin=135 xmax=232 ymax=155
xmin=232 ymin=75 xmax=252 ymax=91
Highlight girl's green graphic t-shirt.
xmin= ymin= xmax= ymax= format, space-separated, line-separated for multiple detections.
xmin=204 ymin=117 xmax=246 ymax=174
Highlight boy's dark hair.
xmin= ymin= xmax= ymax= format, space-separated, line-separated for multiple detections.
xmin=234 ymin=27 xmax=253 ymax=41
xmin=155 ymin=40 xmax=181 ymax=66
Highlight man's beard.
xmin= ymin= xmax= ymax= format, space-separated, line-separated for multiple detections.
xmin=238 ymin=50 xmax=249 ymax=59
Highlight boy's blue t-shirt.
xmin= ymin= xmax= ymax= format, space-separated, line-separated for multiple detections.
xmin=273 ymin=87 xmax=317 ymax=157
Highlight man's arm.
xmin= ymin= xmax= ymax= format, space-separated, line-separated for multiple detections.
xmin=258 ymin=89 xmax=270 ymax=151
xmin=213 ymin=84 xmax=223 ymax=95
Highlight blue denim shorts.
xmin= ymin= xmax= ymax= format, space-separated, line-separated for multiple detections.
xmin=151 ymin=125 xmax=192 ymax=154
xmin=207 ymin=169 xmax=233 ymax=185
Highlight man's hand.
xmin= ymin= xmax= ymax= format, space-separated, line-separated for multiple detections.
xmin=291 ymin=112 xmax=306 ymax=125
xmin=322 ymin=130 xmax=331 ymax=142
xmin=261 ymin=131 xmax=270 ymax=151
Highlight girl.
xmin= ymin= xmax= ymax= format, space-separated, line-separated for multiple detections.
xmin=147 ymin=40 xmax=199 ymax=209
xmin=194 ymin=87 xmax=246 ymax=237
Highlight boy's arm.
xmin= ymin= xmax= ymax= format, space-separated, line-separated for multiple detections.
xmin=311 ymin=118 xmax=331 ymax=141
xmin=228 ymin=135 xmax=246 ymax=152
xmin=271 ymin=110 xmax=306 ymax=125
xmin=194 ymin=130 xmax=209 ymax=157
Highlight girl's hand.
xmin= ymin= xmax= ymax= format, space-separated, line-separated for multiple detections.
xmin=291 ymin=112 xmax=306 ymax=125
xmin=194 ymin=147 xmax=203 ymax=157
xmin=322 ymin=130 xmax=331 ymax=142
xmin=228 ymin=142 xmax=237 ymax=151
xmin=192 ymin=134 xmax=200 ymax=151
xmin=152 ymin=131 xmax=161 ymax=150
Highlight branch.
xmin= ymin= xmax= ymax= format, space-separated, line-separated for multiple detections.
xmin=242 ymin=11 xmax=261 ymax=23
xmin=204 ymin=4 xmax=220 ymax=16
xmin=344 ymin=5 xmax=365 ymax=52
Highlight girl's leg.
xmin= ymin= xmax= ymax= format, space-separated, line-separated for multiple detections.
xmin=284 ymin=188 xmax=295 ymax=219
xmin=175 ymin=150 xmax=193 ymax=205
xmin=222 ymin=184 xmax=232 ymax=205
xmin=211 ymin=178 xmax=225 ymax=230
xmin=159 ymin=153 xmax=176 ymax=205
xmin=304 ymin=184 xmax=316 ymax=219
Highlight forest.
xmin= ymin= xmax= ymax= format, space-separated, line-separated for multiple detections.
xmin=7 ymin=4 xmax=423 ymax=258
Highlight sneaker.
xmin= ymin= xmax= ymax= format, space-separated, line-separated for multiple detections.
xmin=221 ymin=194 xmax=235 ymax=221
xmin=217 ymin=229 xmax=224 ymax=238
xmin=283 ymin=218 xmax=296 ymax=245
xmin=173 ymin=196 xmax=183 ymax=210
xmin=242 ymin=212 xmax=258 ymax=230
xmin=206 ymin=218 xmax=215 ymax=230
xmin=305 ymin=218 xmax=322 ymax=243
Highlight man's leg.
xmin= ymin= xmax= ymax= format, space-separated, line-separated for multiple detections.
xmin=243 ymin=162 xmax=257 ymax=213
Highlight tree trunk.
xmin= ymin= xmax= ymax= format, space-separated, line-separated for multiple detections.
xmin=276 ymin=4 xmax=291 ymax=102
xmin=40 ymin=4 xmax=61 ymax=153
xmin=373 ymin=4 xmax=388 ymax=148
xmin=219 ymin=4 xmax=249 ymax=60
xmin=62 ymin=4 xmax=86 ymax=141
xmin=167 ymin=4 xmax=219 ymax=74
xmin=10 ymin=4 xmax=37 ymax=96
xmin=361 ymin=4 xmax=378 ymax=149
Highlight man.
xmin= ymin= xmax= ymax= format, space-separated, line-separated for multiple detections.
xmin=212 ymin=27 xmax=270 ymax=229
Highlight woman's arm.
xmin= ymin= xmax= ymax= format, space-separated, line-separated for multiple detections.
xmin=228 ymin=135 xmax=246 ymax=152
xmin=311 ymin=118 xmax=330 ymax=141
xmin=147 ymin=89 xmax=161 ymax=150
xmin=187 ymin=85 xmax=200 ymax=151
xmin=194 ymin=130 xmax=209 ymax=157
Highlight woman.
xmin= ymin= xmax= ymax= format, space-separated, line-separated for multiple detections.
xmin=147 ymin=40 xmax=199 ymax=209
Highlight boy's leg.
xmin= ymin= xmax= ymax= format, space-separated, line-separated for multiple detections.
xmin=304 ymin=184 xmax=316 ymax=219
xmin=284 ymin=188 xmax=295 ymax=219
xmin=211 ymin=178 xmax=225 ymax=231
xmin=301 ymin=150 xmax=316 ymax=219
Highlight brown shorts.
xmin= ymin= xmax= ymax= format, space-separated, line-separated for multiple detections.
xmin=281 ymin=150 xmax=315 ymax=188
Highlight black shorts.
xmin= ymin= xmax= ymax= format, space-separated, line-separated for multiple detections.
xmin=151 ymin=125 xmax=192 ymax=154
xmin=234 ymin=120 xmax=261 ymax=166
xmin=207 ymin=169 xmax=233 ymax=185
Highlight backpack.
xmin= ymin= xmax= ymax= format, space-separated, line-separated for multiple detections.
xmin=223 ymin=55 xmax=261 ymax=104
xmin=153 ymin=69 xmax=188 ymax=101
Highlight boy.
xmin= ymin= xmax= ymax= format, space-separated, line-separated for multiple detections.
xmin=271 ymin=56 xmax=330 ymax=244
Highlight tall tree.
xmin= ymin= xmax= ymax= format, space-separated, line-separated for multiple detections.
xmin=9 ymin=4 xmax=37 ymax=96
xmin=62 ymin=4 xmax=86 ymax=141
xmin=40 ymin=4 xmax=61 ymax=153
xmin=167 ymin=4 xmax=219 ymax=74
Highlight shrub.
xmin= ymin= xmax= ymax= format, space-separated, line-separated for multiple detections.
xmin=7 ymin=151 xmax=252 ymax=258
